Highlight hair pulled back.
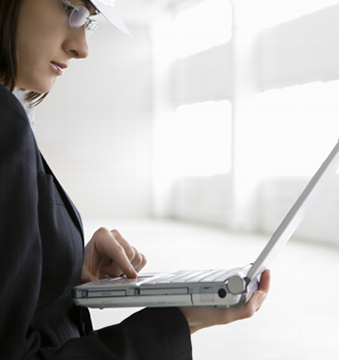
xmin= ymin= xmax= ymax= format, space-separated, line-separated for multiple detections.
xmin=0 ymin=0 xmax=48 ymax=106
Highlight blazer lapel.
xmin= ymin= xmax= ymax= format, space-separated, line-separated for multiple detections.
xmin=40 ymin=152 xmax=84 ymax=244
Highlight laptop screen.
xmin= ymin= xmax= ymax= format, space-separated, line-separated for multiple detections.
xmin=247 ymin=140 xmax=339 ymax=281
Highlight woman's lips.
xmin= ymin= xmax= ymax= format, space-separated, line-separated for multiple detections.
xmin=50 ymin=62 xmax=65 ymax=76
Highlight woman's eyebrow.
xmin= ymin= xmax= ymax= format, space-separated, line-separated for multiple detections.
xmin=81 ymin=0 xmax=100 ymax=16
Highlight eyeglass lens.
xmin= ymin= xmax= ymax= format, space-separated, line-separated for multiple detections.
xmin=69 ymin=6 xmax=89 ymax=28
xmin=69 ymin=5 xmax=98 ymax=37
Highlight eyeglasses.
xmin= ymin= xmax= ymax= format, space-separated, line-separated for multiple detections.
xmin=62 ymin=0 xmax=99 ymax=38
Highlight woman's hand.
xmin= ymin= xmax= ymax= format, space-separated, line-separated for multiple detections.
xmin=81 ymin=227 xmax=147 ymax=283
xmin=179 ymin=269 xmax=270 ymax=334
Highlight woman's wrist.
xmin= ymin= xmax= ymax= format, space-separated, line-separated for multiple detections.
xmin=178 ymin=307 xmax=203 ymax=334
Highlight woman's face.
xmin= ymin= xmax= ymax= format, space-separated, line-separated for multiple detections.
xmin=16 ymin=0 xmax=96 ymax=93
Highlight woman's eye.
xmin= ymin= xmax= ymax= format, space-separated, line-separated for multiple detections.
xmin=63 ymin=4 xmax=73 ymax=15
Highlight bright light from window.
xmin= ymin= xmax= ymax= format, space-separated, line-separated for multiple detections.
xmin=150 ymin=0 xmax=232 ymax=61
xmin=173 ymin=0 xmax=232 ymax=59
xmin=251 ymin=80 xmax=339 ymax=177
xmin=173 ymin=100 xmax=232 ymax=176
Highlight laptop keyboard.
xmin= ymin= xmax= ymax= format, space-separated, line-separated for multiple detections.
xmin=152 ymin=268 xmax=242 ymax=284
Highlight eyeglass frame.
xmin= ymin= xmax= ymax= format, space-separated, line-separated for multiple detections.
xmin=62 ymin=0 xmax=99 ymax=38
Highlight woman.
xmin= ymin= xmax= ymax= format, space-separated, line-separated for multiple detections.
xmin=0 ymin=0 xmax=270 ymax=359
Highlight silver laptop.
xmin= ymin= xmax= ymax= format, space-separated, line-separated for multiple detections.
xmin=73 ymin=140 xmax=339 ymax=309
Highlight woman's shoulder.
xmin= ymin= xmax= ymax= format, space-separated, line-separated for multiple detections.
xmin=0 ymin=83 xmax=32 ymax=133
xmin=0 ymin=83 xmax=38 ymax=160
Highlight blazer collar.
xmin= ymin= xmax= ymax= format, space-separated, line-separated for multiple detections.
xmin=39 ymin=152 xmax=85 ymax=245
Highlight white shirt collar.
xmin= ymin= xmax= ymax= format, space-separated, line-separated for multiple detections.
xmin=12 ymin=87 xmax=35 ymax=132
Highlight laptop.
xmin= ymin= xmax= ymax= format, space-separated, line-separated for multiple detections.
xmin=73 ymin=140 xmax=339 ymax=309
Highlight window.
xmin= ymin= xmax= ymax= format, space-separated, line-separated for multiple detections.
xmin=172 ymin=0 xmax=232 ymax=59
xmin=250 ymin=80 xmax=339 ymax=177
xmin=151 ymin=0 xmax=232 ymax=60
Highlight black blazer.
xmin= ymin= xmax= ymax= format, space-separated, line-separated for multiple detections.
xmin=0 ymin=83 xmax=192 ymax=360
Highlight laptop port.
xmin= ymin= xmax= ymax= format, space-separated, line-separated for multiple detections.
xmin=218 ymin=288 xmax=227 ymax=298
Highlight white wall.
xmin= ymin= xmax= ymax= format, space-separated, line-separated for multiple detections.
xmin=35 ymin=22 xmax=153 ymax=219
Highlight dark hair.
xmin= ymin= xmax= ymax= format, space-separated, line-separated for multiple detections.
xmin=0 ymin=0 xmax=48 ymax=106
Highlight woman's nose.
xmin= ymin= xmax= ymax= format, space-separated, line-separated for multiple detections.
xmin=65 ymin=27 xmax=89 ymax=59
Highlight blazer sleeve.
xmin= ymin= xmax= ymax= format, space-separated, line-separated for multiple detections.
xmin=0 ymin=90 xmax=44 ymax=359
xmin=41 ymin=307 xmax=192 ymax=360
xmin=0 ymin=89 xmax=192 ymax=360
